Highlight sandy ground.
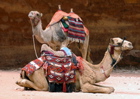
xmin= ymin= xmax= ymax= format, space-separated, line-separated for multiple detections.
xmin=0 ymin=69 xmax=140 ymax=99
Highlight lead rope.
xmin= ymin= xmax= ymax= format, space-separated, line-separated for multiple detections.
xmin=32 ymin=34 xmax=39 ymax=58
xmin=105 ymin=44 xmax=124 ymax=73
xmin=100 ymin=46 xmax=123 ymax=78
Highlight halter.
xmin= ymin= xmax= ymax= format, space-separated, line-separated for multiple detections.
xmin=30 ymin=14 xmax=41 ymax=58
xmin=30 ymin=16 xmax=41 ymax=27
xmin=101 ymin=37 xmax=126 ymax=78
xmin=108 ymin=37 xmax=126 ymax=66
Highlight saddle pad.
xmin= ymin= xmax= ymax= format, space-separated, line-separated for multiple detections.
xmin=45 ymin=55 xmax=77 ymax=83
xmin=21 ymin=56 xmax=47 ymax=76
xmin=67 ymin=16 xmax=86 ymax=43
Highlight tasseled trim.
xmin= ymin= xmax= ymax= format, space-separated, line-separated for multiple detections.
xmin=110 ymin=45 xmax=115 ymax=55
xmin=63 ymin=82 xmax=66 ymax=92
xmin=76 ymin=56 xmax=84 ymax=75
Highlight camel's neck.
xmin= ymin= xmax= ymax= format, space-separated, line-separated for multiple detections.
xmin=32 ymin=20 xmax=43 ymax=34
xmin=31 ymin=19 xmax=45 ymax=43
xmin=90 ymin=48 xmax=122 ymax=82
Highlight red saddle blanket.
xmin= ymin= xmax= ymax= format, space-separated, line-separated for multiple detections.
xmin=22 ymin=55 xmax=83 ymax=92
xmin=45 ymin=55 xmax=77 ymax=83
xmin=21 ymin=56 xmax=47 ymax=76
xmin=22 ymin=55 xmax=79 ymax=83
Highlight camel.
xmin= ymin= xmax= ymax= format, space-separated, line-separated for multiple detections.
xmin=16 ymin=37 xmax=133 ymax=93
xmin=28 ymin=9 xmax=90 ymax=61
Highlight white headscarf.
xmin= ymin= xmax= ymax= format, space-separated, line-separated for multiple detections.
xmin=60 ymin=47 xmax=72 ymax=56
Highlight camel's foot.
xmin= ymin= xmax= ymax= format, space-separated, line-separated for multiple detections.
xmin=81 ymin=83 xmax=115 ymax=94
xmin=15 ymin=87 xmax=24 ymax=91
xmin=24 ymin=87 xmax=35 ymax=91
xmin=106 ymin=87 xmax=115 ymax=94
xmin=16 ymin=79 xmax=48 ymax=91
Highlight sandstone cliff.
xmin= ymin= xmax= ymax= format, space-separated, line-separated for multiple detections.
xmin=0 ymin=0 xmax=140 ymax=69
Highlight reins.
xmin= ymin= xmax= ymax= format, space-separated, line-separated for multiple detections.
xmin=32 ymin=34 xmax=39 ymax=58
xmin=30 ymin=16 xmax=41 ymax=58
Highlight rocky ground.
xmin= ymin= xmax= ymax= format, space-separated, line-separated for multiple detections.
xmin=0 ymin=69 xmax=140 ymax=99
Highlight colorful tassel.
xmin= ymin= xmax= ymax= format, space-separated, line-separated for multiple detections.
xmin=110 ymin=45 xmax=115 ymax=54
xmin=63 ymin=82 xmax=66 ymax=92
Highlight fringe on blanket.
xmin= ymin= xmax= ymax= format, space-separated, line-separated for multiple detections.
xmin=67 ymin=16 xmax=86 ymax=43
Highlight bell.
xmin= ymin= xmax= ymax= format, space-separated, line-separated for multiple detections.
xmin=63 ymin=16 xmax=68 ymax=20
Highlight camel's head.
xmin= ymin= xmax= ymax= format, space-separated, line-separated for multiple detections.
xmin=109 ymin=37 xmax=133 ymax=52
xmin=28 ymin=11 xmax=42 ymax=20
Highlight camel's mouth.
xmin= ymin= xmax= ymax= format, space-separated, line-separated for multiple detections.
xmin=122 ymin=46 xmax=133 ymax=51
xmin=28 ymin=15 xmax=33 ymax=19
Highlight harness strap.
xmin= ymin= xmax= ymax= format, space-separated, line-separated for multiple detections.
xmin=108 ymin=48 xmax=117 ymax=66
xmin=101 ymin=38 xmax=126 ymax=78
xmin=100 ymin=66 xmax=110 ymax=78
xmin=32 ymin=35 xmax=39 ymax=58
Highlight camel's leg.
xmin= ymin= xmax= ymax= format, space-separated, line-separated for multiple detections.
xmin=16 ymin=78 xmax=42 ymax=90
xmin=81 ymin=82 xmax=114 ymax=94
xmin=79 ymin=44 xmax=87 ymax=59
xmin=16 ymin=67 xmax=48 ymax=91
xmin=79 ymin=35 xmax=93 ymax=63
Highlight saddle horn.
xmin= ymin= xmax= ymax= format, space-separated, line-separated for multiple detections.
xmin=70 ymin=8 xmax=73 ymax=13
xmin=58 ymin=5 xmax=61 ymax=10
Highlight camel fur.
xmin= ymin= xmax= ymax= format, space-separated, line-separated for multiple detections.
xmin=28 ymin=10 xmax=90 ymax=61
xmin=16 ymin=37 xmax=133 ymax=93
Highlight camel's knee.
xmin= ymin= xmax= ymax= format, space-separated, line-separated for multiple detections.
xmin=16 ymin=79 xmax=28 ymax=87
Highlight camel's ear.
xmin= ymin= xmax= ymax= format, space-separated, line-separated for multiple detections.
xmin=110 ymin=38 xmax=114 ymax=44
xmin=40 ymin=13 xmax=43 ymax=17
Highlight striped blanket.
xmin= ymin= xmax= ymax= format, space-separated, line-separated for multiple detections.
xmin=21 ymin=54 xmax=84 ymax=90
xmin=46 ymin=55 xmax=77 ymax=84
xmin=47 ymin=10 xmax=89 ymax=41
xmin=21 ymin=55 xmax=78 ymax=82
xmin=67 ymin=16 xmax=86 ymax=43
xmin=21 ymin=56 xmax=47 ymax=76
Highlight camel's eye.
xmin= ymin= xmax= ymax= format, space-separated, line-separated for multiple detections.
xmin=36 ymin=13 xmax=40 ymax=16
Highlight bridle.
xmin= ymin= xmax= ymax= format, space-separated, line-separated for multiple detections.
xmin=108 ymin=37 xmax=126 ymax=66
xmin=31 ymin=18 xmax=40 ymax=27
xmin=30 ymin=13 xmax=41 ymax=27
xmin=101 ymin=37 xmax=126 ymax=78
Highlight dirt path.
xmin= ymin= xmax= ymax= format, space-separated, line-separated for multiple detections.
xmin=0 ymin=70 xmax=140 ymax=99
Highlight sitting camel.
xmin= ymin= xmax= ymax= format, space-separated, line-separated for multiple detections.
xmin=28 ymin=8 xmax=90 ymax=61
xmin=16 ymin=37 xmax=133 ymax=93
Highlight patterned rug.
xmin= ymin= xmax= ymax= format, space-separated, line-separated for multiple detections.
xmin=67 ymin=16 xmax=86 ymax=43
xmin=46 ymin=55 xmax=77 ymax=84
xmin=47 ymin=10 xmax=89 ymax=41
xmin=21 ymin=54 xmax=84 ymax=92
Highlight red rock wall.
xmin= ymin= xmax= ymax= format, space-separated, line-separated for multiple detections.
xmin=0 ymin=0 xmax=140 ymax=69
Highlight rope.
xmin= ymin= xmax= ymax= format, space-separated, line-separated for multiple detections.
xmin=32 ymin=34 xmax=39 ymax=58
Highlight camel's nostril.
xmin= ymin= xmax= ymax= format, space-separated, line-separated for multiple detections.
xmin=128 ymin=43 xmax=132 ymax=46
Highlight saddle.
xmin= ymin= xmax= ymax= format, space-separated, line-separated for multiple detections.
xmin=22 ymin=51 xmax=82 ymax=92
xmin=43 ymin=51 xmax=78 ymax=92
xmin=48 ymin=10 xmax=88 ymax=43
